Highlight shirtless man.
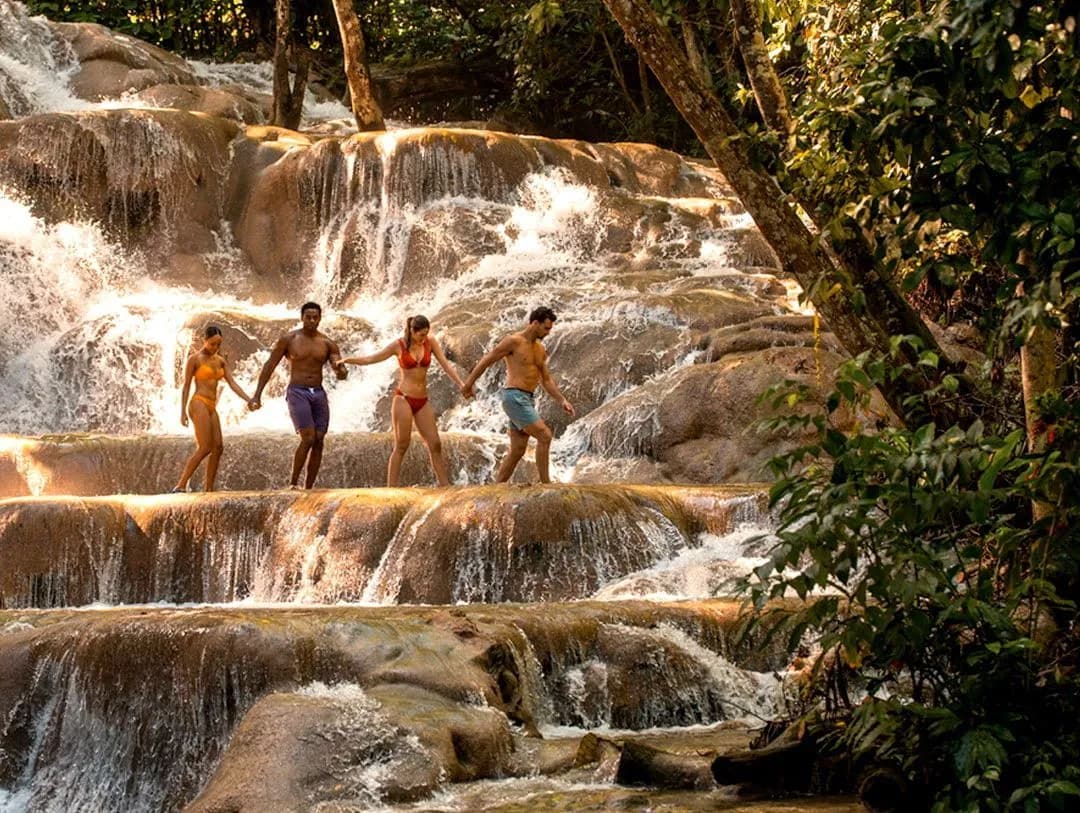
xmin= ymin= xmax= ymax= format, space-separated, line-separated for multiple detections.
xmin=248 ymin=302 xmax=347 ymax=489
xmin=462 ymin=306 xmax=574 ymax=483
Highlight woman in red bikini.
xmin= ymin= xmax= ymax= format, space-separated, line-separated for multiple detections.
xmin=342 ymin=315 xmax=467 ymax=487
xmin=173 ymin=325 xmax=254 ymax=493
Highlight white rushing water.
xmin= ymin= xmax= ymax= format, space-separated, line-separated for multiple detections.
xmin=0 ymin=0 xmax=83 ymax=116
xmin=0 ymin=4 xmax=813 ymax=808
xmin=0 ymin=152 xmax=763 ymax=444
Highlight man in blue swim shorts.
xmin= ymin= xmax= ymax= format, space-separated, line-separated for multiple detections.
xmin=248 ymin=302 xmax=348 ymax=489
xmin=462 ymin=306 xmax=575 ymax=483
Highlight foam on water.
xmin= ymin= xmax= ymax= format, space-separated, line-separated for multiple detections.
xmin=0 ymin=1 xmax=84 ymax=116
xmin=189 ymin=59 xmax=354 ymax=124
xmin=591 ymin=525 xmax=772 ymax=601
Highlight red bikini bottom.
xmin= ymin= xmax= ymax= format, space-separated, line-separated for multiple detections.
xmin=395 ymin=389 xmax=428 ymax=414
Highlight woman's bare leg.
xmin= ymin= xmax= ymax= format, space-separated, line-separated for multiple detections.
xmin=387 ymin=396 xmax=413 ymax=487
xmin=175 ymin=400 xmax=213 ymax=490
xmin=413 ymin=403 xmax=450 ymax=486
xmin=204 ymin=412 xmax=224 ymax=492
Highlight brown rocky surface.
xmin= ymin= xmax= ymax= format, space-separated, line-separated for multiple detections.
xmin=0 ymin=484 xmax=764 ymax=607
xmin=363 ymin=484 xmax=761 ymax=604
xmin=133 ymin=84 xmax=266 ymax=123
xmin=0 ymin=601 xmax=775 ymax=810
xmin=369 ymin=58 xmax=507 ymax=122
xmin=51 ymin=21 xmax=197 ymax=100
xmin=551 ymin=624 xmax=730 ymax=729
xmin=0 ymin=431 xmax=523 ymax=498
xmin=0 ymin=109 xmax=238 ymax=255
xmin=571 ymin=345 xmax=875 ymax=482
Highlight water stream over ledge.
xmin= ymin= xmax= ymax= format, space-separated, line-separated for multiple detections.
xmin=0 ymin=1 xmax=856 ymax=808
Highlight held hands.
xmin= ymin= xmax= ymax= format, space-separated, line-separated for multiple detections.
xmin=334 ymin=362 xmax=349 ymax=380
xmin=459 ymin=382 xmax=474 ymax=400
xmin=248 ymin=397 xmax=261 ymax=412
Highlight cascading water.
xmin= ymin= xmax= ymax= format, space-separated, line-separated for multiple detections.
xmin=0 ymin=0 xmax=82 ymax=116
xmin=0 ymin=3 xmax=828 ymax=808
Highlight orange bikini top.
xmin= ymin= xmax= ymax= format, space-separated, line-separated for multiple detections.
xmin=194 ymin=363 xmax=225 ymax=382
xmin=397 ymin=338 xmax=431 ymax=369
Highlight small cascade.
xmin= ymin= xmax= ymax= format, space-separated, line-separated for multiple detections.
xmin=0 ymin=193 xmax=130 ymax=375
xmin=0 ymin=7 xmax=829 ymax=807
xmin=0 ymin=486 xmax=764 ymax=608
xmin=0 ymin=602 xmax=782 ymax=812
xmin=188 ymin=59 xmax=353 ymax=125
xmin=0 ymin=1 xmax=82 ymax=117
xmin=543 ymin=623 xmax=731 ymax=730
xmin=0 ymin=616 xmax=272 ymax=812
xmin=303 ymin=131 xmax=562 ymax=303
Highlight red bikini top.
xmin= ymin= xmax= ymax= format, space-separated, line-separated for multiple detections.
xmin=397 ymin=338 xmax=431 ymax=369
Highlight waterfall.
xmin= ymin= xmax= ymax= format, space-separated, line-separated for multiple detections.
xmin=0 ymin=7 xmax=820 ymax=807
xmin=0 ymin=1 xmax=83 ymax=116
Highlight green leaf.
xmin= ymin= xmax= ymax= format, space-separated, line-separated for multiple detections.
xmin=940 ymin=151 xmax=969 ymax=173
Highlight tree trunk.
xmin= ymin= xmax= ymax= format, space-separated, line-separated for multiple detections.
xmin=330 ymin=0 xmax=385 ymax=131
xmin=271 ymin=0 xmax=309 ymax=129
xmin=600 ymin=28 xmax=642 ymax=117
xmin=1021 ymin=321 xmax=1058 ymax=521
xmin=679 ymin=5 xmax=712 ymax=87
xmin=600 ymin=0 xmax=972 ymax=427
xmin=638 ymin=54 xmax=652 ymax=116
xmin=729 ymin=0 xmax=794 ymax=139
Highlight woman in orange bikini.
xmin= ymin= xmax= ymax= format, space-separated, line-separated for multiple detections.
xmin=342 ymin=315 xmax=467 ymax=487
xmin=173 ymin=325 xmax=254 ymax=493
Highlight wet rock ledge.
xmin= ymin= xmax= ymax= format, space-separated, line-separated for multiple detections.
xmin=0 ymin=600 xmax=789 ymax=811
xmin=0 ymin=483 xmax=767 ymax=607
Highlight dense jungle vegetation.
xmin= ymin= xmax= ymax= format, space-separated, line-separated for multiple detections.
xmin=30 ymin=1 xmax=1080 ymax=809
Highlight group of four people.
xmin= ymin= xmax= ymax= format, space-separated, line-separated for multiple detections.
xmin=173 ymin=303 xmax=574 ymax=493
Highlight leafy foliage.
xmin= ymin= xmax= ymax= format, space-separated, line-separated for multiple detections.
xmin=751 ymin=345 xmax=1080 ymax=809
xmin=777 ymin=0 xmax=1079 ymax=344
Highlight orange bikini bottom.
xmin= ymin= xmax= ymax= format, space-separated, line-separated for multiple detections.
xmin=190 ymin=393 xmax=217 ymax=413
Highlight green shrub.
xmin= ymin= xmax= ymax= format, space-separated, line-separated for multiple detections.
xmin=749 ymin=345 xmax=1080 ymax=810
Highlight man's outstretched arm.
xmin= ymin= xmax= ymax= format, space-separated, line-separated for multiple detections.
xmin=326 ymin=338 xmax=348 ymax=379
xmin=250 ymin=335 xmax=289 ymax=408
xmin=463 ymin=336 xmax=515 ymax=396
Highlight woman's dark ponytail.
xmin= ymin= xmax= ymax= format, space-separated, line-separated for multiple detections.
xmin=403 ymin=315 xmax=430 ymax=344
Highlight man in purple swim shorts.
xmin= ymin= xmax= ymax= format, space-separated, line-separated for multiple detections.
xmin=248 ymin=302 xmax=348 ymax=489
xmin=285 ymin=384 xmax=330 ymax=435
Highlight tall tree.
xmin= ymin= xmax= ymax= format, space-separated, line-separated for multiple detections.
xmin=330 ymin=0 xmax=385 ymax=131
xmin=599 ymin=0 xmax=969 ymax=427
xmin=271 ymin=0 xmax=309 ymax=130
xmin=728 ymin=0 xmax=793 ymax=139
xmin=678 ymin=2 xmax=712 ymax=87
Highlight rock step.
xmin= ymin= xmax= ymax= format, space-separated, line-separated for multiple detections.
xmin=0 ymin=431 xmax=532 ymax=498
xmin=0 ymin=600 xmax=786 ymax=811
xmin=0 ymin=484 xmax=767 ymax=608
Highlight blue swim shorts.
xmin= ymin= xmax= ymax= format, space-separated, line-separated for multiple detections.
xmin=501 ymin=387 xmax=540 ymax=431
xmin=286 ymin=385 xmax=330 ymax=434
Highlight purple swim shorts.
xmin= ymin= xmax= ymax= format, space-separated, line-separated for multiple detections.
xmin=286 ymin=385 xmax=329 ymax=434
